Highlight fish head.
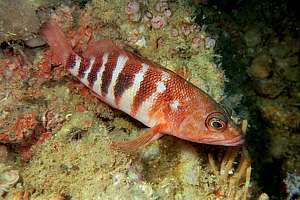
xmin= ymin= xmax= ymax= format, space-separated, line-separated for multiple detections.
xmin=177 ymin=102 xmax=245 ymax=146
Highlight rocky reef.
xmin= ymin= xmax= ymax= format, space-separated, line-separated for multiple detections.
xmin=0 ymin=1 xmax=40 ymax=44
xmin=0 ymin=0 xmax=253 ymax=199
xmin=246 ymin=30 xmax=300 ymax=199
xmin=193 ymin=0 xmax=299 ymax=199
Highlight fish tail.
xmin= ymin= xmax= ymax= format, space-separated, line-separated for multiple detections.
xmin=40 ymin=22 xmax=75 ymax=66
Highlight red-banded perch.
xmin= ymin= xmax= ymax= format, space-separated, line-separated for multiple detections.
xmin=41 ymin=22 xmax=244 ymax=151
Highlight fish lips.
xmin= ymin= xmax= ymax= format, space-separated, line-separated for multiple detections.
xmin=199 ymin=134 xmax=245 ymax=146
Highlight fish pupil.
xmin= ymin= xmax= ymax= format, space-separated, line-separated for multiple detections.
xmin=212 ymin=121 xmax=222 ymax=129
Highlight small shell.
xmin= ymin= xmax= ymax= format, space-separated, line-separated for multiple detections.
xmin=156 ymin=37 xmax=165 ymax=49
xmin=125 ymin=1 xmax=140 ymax=15
xmin=151 ymin=16 xmax=167 ymax=29
xmin=135 ymin=36 xmax=147 ymax=48
xmin=128 ymin=31 xmax=140 ymax=45
xmin=192 ymin=37 xmax=201 ymax=49
xmin=181 ymin=23 xmax=192 ymax=36
xmin=143 ymin=10 xmax=153 ymax=22
xmin=170 ymin=27 xmax=179 ymax=37
xmin=205 ymin=36 xmax=216 ymax=49
xmin=163 ymin=8 xmax=172 ymax=18
xmin=155 ymin=0 xmax=169 ymax=12
xmin=125 ymin=1 xmax=141 ymax=22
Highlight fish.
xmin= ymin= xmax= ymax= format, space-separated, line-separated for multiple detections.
xmin=40 ymin=22 xmax=245 ymax=151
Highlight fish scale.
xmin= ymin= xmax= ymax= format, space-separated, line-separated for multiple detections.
xmin=41 ymin=22 xmax=244 ymax=151
xmin=67 ymin=51 xmax=165 ymax=127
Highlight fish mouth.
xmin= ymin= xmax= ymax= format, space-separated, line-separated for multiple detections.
xmin=200 ymin=135 xmax=245 ymax=146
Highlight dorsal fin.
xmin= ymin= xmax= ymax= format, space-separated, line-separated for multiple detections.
xmin=83 ymin=40 xmax=121 ymax=58
xmin=40 ymin=22 xmax=74 ymax=66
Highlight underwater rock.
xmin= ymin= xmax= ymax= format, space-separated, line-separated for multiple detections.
xmin=269 ymin=40 xmax=290 ymax=59
xmin=258 ymin=193 xmax=270 ymax=200
xmin=0 ymin=164 xmax=19 ymax=196
xmin=243 ymin=27 xmax=261 ymax=48
xmin=129 ymin=183 xmax=156 ymax=199
xmin=176 ymin=145 xmax=210 ymax=199
xmin=127 ymin=162 xmax=144 ymax=183
xmin=177 ymin=143 xmax=201 ymax=186
xmin=267 ymin=127 xmax=300 ymax=173
xmin=24 ymin=36 xmax=46 ymax=48
xmin=275 ymin=57 xmax=300 ymax=82
xmin=155 ymin=177 xmax=179 ymax=199
xmin=0 ymin=0 xmax=246 ymax=198
xmin=258 ymin=97 xmax=300 ymax=129
xmin=285 ymin=173 xmax=300 ymax=200
xmin=0 ymin=0 xmax=40 ymax=43
xmin=268 ymin=129 xmax=300 ymax=173
xmin=268 ymin=129 xmax=291 ymax=158
xmin=253 ymin=74 xmax=285 ymax=98
xmin=289 ymin=86 xmax=300 ymax=105
xmin=140 ymin=142 xmax=160 ymax=161
xmin=247 ymin=54 xmax=272 ymax=79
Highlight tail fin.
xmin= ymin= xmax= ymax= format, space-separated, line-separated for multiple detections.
xmin=40 ymin=22 xmax=74 ymax=66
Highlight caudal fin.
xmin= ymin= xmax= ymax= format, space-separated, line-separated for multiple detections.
xmin=40 ymin=22 xmax=74 ymax=66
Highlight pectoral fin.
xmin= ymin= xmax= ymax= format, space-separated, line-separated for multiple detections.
xmin=111 ymin=124 xmax=166 ymax=152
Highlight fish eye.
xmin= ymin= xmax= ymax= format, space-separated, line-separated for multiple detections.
xmin=205 ymin=112 xmax=228 ymax=131
xmin=209 ymin=118 xmax=225 ymax=129
xmin=210 ymin=120 xmax=223 ymax=129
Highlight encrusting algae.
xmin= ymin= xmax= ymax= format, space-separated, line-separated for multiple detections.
xmin=0 ymin=0 xmax=252 ymax=199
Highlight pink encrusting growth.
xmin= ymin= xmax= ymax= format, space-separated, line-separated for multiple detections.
xmin=41 ymin=22 xmax=245 ymax=151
